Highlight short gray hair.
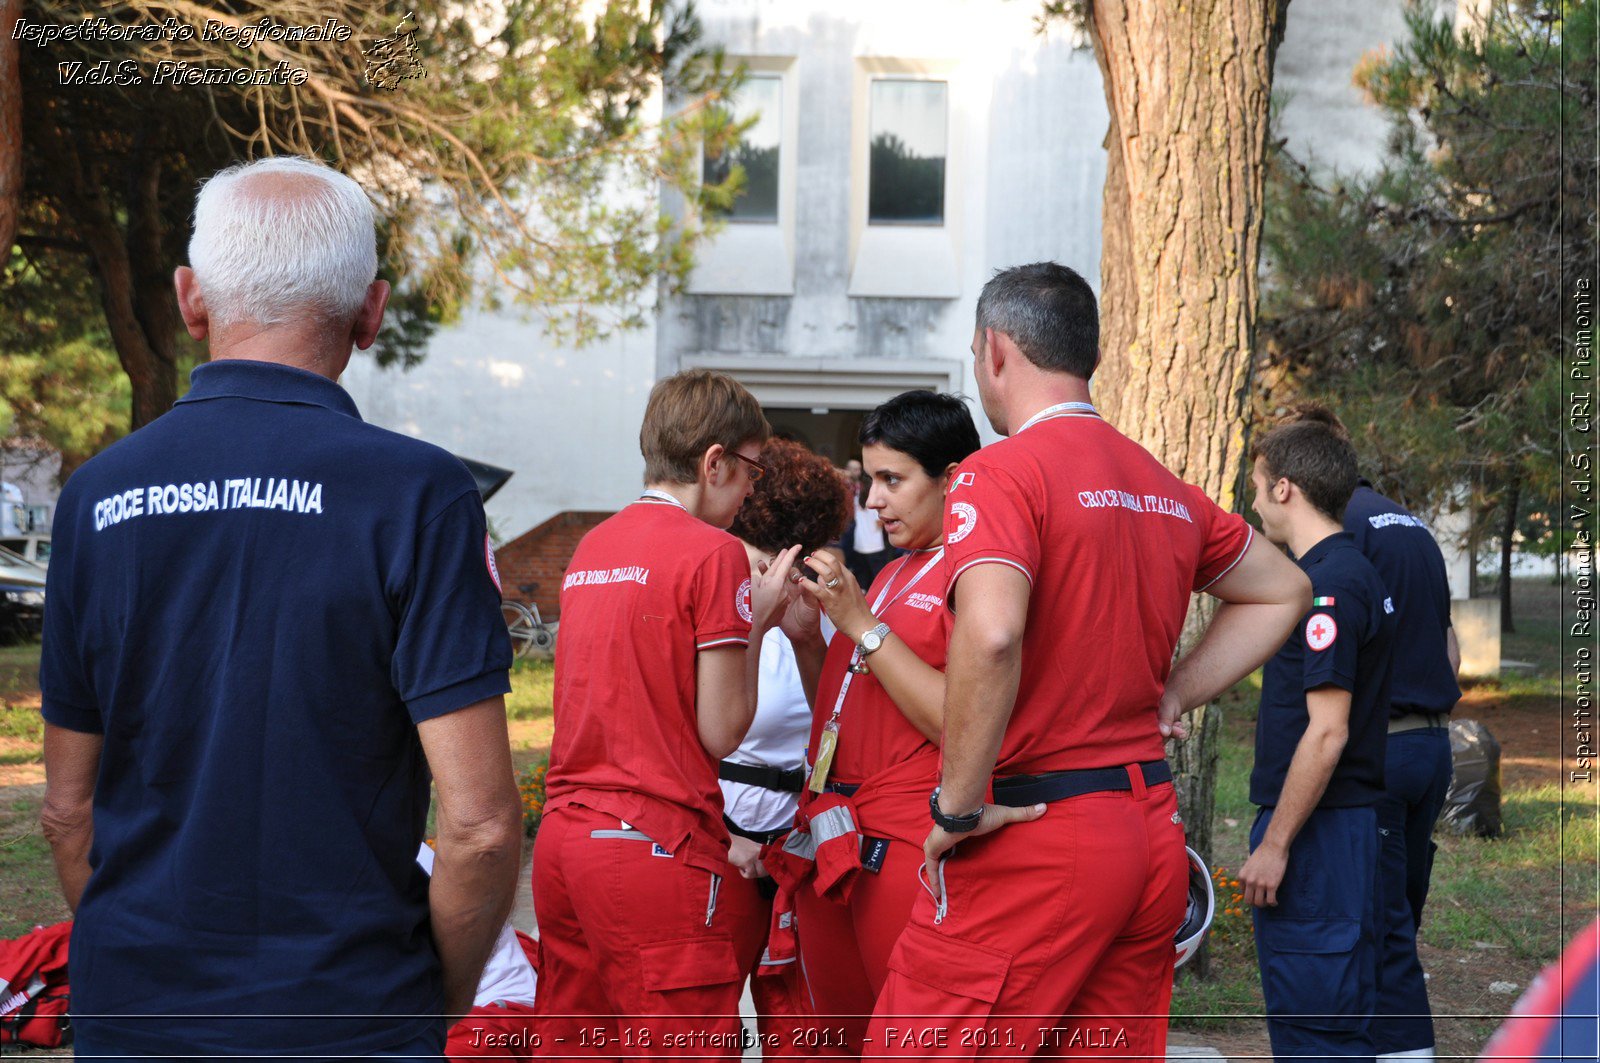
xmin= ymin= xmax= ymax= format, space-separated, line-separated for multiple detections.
xmin=188 ymin=156 xmax=377 ymax=328
xmin=974 ymin=262 xmax=1101 ymax=379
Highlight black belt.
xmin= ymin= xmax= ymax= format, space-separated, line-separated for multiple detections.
xmin=823 ymin=781 xmax=860 ymax=797
xmin=719 ymin=760 xmax=805 ymax=793
xmin=722 ymin=814 xmax=788 ymax=846
xmin=992 ymin=760 xmax=1172 ymax=807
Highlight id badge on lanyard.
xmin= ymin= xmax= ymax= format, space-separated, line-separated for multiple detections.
xmin=807 ymin=547 xmax=944 ymax=793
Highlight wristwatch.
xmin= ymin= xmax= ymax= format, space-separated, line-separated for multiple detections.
xmin=929 ymin=787 xmax=984 ymax=833
xmin=858 ymin=622 xmax=891 ymax=656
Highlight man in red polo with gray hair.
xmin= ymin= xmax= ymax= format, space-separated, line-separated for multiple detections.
xmin=867 ymin=263 xmax=1311 ymax=1058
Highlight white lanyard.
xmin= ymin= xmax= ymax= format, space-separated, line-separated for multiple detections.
xmin=1017 ymin=401 xmax=1099 ymax=434
xmin=637 ymin=489 xmax=688 ymax=511
xmin=824 ymin=547 xmax=945 ymax=726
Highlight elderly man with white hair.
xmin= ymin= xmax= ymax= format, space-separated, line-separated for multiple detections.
xmin=38 ymin=156 xmax=522 ymax=1061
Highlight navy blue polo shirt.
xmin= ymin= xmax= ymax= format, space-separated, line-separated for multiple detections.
xmin=1251 ymin=532 xmax=1395 ymax=808
xmin=1345 ymin=483 xmax=1461 ymax=716
xmin=39 ymin=360 xmax=512 ymax=1056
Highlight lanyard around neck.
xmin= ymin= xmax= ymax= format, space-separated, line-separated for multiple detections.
xmin=638 ymin=489 xmax=688 ymax=511
xmin=1017 ymin=401 xmax=1099 ymax=434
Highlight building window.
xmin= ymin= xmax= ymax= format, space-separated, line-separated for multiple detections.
xmin=704 ymin=74 xmax=782 ymax=223
xmin=867 ymin=79 xmax=947 ymax=225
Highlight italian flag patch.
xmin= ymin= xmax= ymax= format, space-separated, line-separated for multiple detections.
xmin=1312 ymin=596 xmax=1336 ymax=607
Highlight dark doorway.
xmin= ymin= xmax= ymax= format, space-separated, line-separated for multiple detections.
xmin=764 ymin=407 xmax=867 ymax=467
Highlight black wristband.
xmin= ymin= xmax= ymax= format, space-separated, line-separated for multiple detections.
xmin=929 ymin=787 xmax=984 ymax=833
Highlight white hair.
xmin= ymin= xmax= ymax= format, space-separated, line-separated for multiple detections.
xmin=188 ymin=156 xmax=378 ymax=328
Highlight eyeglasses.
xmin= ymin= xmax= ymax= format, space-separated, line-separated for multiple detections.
xmin=729 ymin=450 xmax=767 ymax=482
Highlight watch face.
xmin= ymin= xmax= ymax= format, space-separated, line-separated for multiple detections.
xmin=862 ymin=631 xmax=882 ymax=652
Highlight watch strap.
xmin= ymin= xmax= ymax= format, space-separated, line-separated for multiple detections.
xmin=859 ymin=621 xmax=892 ymax=655
xmin=929 ymin=787 xmax=984 ymax=833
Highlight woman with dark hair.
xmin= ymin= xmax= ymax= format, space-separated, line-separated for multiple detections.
xmin=787 ymin=391 xmax=982 ymax=1055
xmin=721 ymin=438 xmax=853 ymax=1055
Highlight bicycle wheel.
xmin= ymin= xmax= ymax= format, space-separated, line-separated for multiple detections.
xmin=501 ymin=601 xmax=539 ymax=660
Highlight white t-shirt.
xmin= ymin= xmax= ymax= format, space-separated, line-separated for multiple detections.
xmin=719 ymin=629 xmax=812 ymax=833
xmin=416 ymin=844 xmax=538 ymax=1007
xmin=852 ymin=501 xmax=886 ymax=553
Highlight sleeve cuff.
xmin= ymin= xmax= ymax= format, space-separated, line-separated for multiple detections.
xmin=696 ymin=631 xmax=751 ymax=651
xmin=946 ymin=552 xmax=1036 ymax=605
xmin=41 ymin=698 xmax=103 ymax=734
xmin=1196 ymin=525 xmax=1255 ymax=593
xmin=406 ymin=670 xmax=513 ymax=724
xmin=1303 ymin=674 xmax=1355 ymax=695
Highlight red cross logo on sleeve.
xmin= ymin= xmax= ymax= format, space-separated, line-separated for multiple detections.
xmin=1305 ymin=612 xmax=1338 ymax=652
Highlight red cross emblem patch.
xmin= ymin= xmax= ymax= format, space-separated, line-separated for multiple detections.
xmin=1305 ymin=612 xmax=1337 ymax=652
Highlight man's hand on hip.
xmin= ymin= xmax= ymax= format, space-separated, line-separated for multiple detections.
xmin=922 ymin=802 xmax=1046 ymax=903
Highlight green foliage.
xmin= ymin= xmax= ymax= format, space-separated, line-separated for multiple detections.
xmin=0 ymin=246 xmax=132 ymax=469
xmin=6 ymin=0 xmax=745 ymax=448
xmin=1260 ymin=0 xmax=1593 ymax=522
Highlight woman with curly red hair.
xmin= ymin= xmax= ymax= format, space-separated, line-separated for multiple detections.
xmin=719 ymin=437 xmax=853 ymax=1054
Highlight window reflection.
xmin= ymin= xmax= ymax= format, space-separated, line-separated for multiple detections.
xmin=704 ymin=75 xmax=782 ymax=223
xmin=868 ymin=79 xmax=947 ymax=225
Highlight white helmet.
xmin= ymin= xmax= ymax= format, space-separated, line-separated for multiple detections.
xmin=1174 ymin=846 xmax=1216 ymax=971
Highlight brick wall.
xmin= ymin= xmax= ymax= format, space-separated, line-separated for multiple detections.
xmin=494 ymin=511 xmax=613 ymax=620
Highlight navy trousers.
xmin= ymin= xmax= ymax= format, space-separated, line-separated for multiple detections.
xmin=1252 ymin=805 xmax=1379 ymax=1063
xmin=1373 ymin=726 xmax=1453 ymax=1054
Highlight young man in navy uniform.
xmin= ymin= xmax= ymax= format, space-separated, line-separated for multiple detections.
xmin=1288 ymin=406 xmax=1462 ymax=1061
xmin=38 ymin=157 xmax=523 ymax=1060
xmin=1243 ymin=416 xmax=1397 ymax=1063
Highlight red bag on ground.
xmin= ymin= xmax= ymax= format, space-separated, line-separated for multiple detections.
xmin=0 ymin=921 xmax=73 ymax=1049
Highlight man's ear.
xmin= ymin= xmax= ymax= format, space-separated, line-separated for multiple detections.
xmin=174 ymin=267 xmax=209 ymax=341
xmin=351 ymin=279 xmax=391 ymax=351
xmin=986 ymin=327 xmax=1010 ymax=374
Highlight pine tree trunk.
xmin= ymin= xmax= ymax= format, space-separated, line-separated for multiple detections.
xmin=1085 ymin=0 xmax=1292 ymax=974
xmin=1499 ymin=479 xmax=1518 ymax=634
xmin=35 ymin=107 xmax=180 ymax=429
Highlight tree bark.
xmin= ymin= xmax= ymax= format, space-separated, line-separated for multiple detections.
xmin=1085 ymin=0 xmax=1292 ymax=974
xmin=1499 ymin=479 xmax=1518 ymax=634
xmin=0 ymin=0 xmax=21 ymax=256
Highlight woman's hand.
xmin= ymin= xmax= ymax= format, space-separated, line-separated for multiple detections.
xmin=750 ymin=544 xmax=803 ymax=634
xmin=797 ymin=551 xmax=875 ymax=643
xmin=779 ymin=585 xmax=825 ymax=648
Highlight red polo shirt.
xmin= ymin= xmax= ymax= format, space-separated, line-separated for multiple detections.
xmin=942 ymin=410 xmax=1253 ymax=776
xmin=543 ymin=497 xmax=752 ymax=874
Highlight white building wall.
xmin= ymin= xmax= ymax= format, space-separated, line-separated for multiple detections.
xmin=339 ymin=310 xmax=659 ymax=542
xmin=661 ymin=2 xmax=1106 ymax=447
xmin=1274 ymin=0 xmax=1419 ymax=176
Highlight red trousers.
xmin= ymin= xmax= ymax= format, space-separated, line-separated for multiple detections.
xmin=866 ymin=781 xmax=1187 ymax=1060
xmin=793 ymin=836 xmax=924 ymax=1056
xmin=717 ymin=869 xmax=810 ymax=1058
xmin=447 ymin=932 xmax=542 ymax=1061
xmin=532 ymin=805 xmax=744 ymax=1059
